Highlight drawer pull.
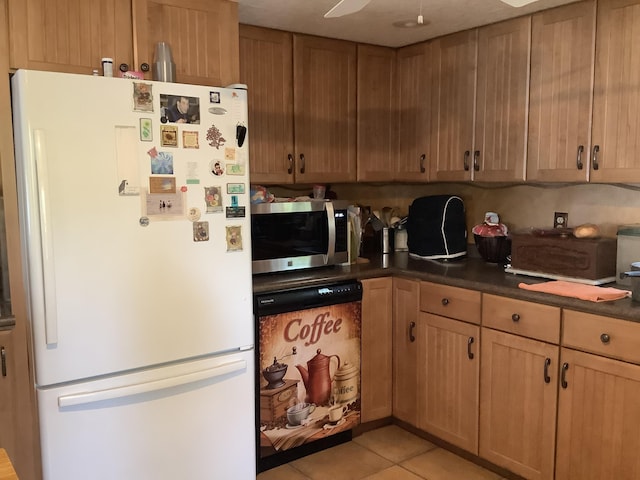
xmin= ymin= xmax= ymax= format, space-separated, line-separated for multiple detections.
xmin=544 ymin=357 xmax=551 ymax=384
xmin=441 ymin=298 xmax=449 ymax=306
xmin=409 ymin=321 xmax=416 ymax=343
xmin=467 ymin=337 xmax=475 ymax=360
xmin=561 ymin=362 xmax=569 ymax=389
xmin=511 ymin=313 xmax=520 ymax=322
xmin=600 ymin=333 xmax=610 ymax=344
xmin=287 ymin=153 xmax=293 ymax=174
xmin=1 ymin=346 xmax=5 ymax=377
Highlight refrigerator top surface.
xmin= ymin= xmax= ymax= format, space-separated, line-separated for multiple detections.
xmin=12 ymin=70 xmax=253 ymax=387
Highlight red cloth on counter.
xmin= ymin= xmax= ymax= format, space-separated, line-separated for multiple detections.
xmin=518 ymin=280 xmax=630 ymax=303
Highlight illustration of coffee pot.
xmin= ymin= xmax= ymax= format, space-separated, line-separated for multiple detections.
xmin=296 ymin=349 xmax=340 ymax=406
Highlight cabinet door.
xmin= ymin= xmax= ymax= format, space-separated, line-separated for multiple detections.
xmin=474 ymin=17 xmax=530 ymax=182
xmin=527 ymin=1 xmax=596 ymax=182
xmin=357 ymin=45 xmax=397 ymax=182
xmin=430 ymin=30 xmax=477 ymax=182
xmin=591 ymin=0 xmax=640 ymax=183
xmin=0 ymin=330 xmax=17 ymax=467
xmin=396 ymin=42 xmax=432 ymax=182
xmin=392 ymin=277 xmax=419 ymax=425
xmin=480 ymin=328 xmax=559 ymax=480
xmin=132 ymin=0 xmax=239 ymax=87
xmin=360 ymin=278 xmax=393 ymax=422
xmin=9 ymin=0 xmax=133 ymax=74
xmin=417 ymin=312 xmax=479 ymax=454
xmin=239 ymin=25 xmax=294 ymax=184
xmin=556 ymin=348 xmax=640 ymax=480
xmin=293 ymin=34 xmax=357 ymax=184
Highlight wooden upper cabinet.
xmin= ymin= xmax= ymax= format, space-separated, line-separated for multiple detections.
xmin=132 ymin=0 xmax=239 ymax=87
xmin=357 ymin=45 xmax=397 ymax=182
xmin=430 ymin=30 xmax=477 ymax=182
xmin=527 ymin=1 xmax=596 ymax=182
xmin=474 ymin=16 xmax=530 ymax=182
xmin=239 ymin=25 xmax=294 ymax=184
xmin=293 ymin=34 xmax=357 ymax=184
xmin=8 ymin=0 xmax=133 ymax=74
xmin=396 ymin=41 xmax=432 ymax=182
xmin=591 ymin=0 xmax=640 ymax=183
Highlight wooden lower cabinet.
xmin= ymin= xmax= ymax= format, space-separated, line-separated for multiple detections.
xmin=360 ymin=277 xmax=393 ymax=422
xmin=556 ymin=348 xmax=640 ymax=480
xmin=392 ymin=277 xmax=419 ymax=425
xmin=480 ymin=328 xmax=559 ymax=480
xmin=417 ymin=312 xmax=479 ymax=453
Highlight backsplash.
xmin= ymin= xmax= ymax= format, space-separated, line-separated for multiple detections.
xmin=266 ymin=183 xmax=640 ymax=240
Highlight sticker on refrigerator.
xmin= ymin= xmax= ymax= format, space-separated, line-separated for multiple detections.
xmin=226 ymin=206 xmax=245 ymax=218
xmin=224 ymin=147 xmax=236 ymax=161
xmin=149 ymin=177 xmax=176 ymax=194
xmin=204 ymin=186 xmax=223 ymax=213
xmin=182 ymin=131 xmax=199 ymax=149
xmin=206 ymin=124 xmax=226 ymax=149
xmin=115 ymin=126 xmax=140 ymax=196
xmin=208 ymin=107 xmax=227 ymax=115
xmin=160 ymin=94 xmax=200 ymax=124
xmin=142 ymin=191 xmax=185 ymax=219
xmin=148 ymin=148 xmax=174 ymax=175
xmin=226 ymin=225 xmax=243 ymax=251
xmin=210 ymin=160 xmax=224 ymax=176
xmin=226 ymin=183 xmax=245 ymax=194
xmin=139 ymin=118 xmax=153 ymax=141
xmin=187 ymin=207 xmax=202 ymax=222
xmin=161 ymin=125 xmax=178 ymax=147
xmin=133 ymin=82 xmax=153 ymax=112
xmin=226 ymin=164 xmax=245 ymax=176
xmin=236 ymin=123 xmax=247 ymax=148
xmin=210 ymin=91 xmax=221 ymax=103
xmin=193 ymin=221 xmax=209 ymax=242
xmin=186 ymin=161 xmax=200 ymax=184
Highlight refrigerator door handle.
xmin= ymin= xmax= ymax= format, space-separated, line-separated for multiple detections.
xmin=33 ymin=129 xmax=59 ymax=345
xmin=57 ymin=359 xmax=247 ymax=408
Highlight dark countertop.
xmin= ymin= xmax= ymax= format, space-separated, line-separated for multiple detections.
xmin=253 ymin=252 xmax=640 ymax=323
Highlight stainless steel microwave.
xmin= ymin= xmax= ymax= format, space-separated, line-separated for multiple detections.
xmin=251 ymin=200 xmax=350 ymax=274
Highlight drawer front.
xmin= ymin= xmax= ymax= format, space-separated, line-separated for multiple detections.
xmin=482 ymin=294 xmax=561 ymax=344
xmin=420 ymin=282 xmax=481 ymax=324
xmin=563 ymin=310 xmax=640 ymax=365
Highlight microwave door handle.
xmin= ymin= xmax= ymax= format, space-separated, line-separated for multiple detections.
xmin=325 ymin=201 xmax=336 ymax=264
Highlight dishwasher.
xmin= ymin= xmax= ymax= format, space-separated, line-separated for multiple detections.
xmin=254 ymin=280 xmax=363 ymax=472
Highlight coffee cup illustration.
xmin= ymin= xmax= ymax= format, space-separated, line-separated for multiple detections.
xmin=286 ymin=403 xmax=316 ymax=426
xmin=328 ymin=404 xmax=347 ymax=423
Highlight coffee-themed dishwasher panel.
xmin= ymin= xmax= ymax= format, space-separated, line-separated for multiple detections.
xmin=254 ymin=281 xmax=363 ymax=472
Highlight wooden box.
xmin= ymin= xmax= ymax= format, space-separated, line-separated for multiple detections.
xmin=259 ymin=379 xmax=299 ymax=427
xmin=510 ymin=233 xmax=617 ymax=280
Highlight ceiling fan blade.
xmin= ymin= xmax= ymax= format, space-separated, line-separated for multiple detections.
xmin=499 ymin=0 xmax=539 ymax=6
xmin=324 ymin=0 xmax=372 ymax=18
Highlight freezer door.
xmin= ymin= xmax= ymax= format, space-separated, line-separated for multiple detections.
xmin=11 ymin=70 xmax=253 ymax=386
xmin=37 ymin=350 xmax=255 ymax=480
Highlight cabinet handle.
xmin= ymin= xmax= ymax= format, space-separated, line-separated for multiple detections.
xmin=299 ymin=153 xmax=305 ymax=174
xmin=544 ymin=357 xmax=551 ymax=384
xmin=592 ymin=145 xmax=600 ymax=171
xmin=473 ymin=150 xmax=480 ymax=171
xmin=419 ymin=154 xmax=426 ymax=173
xmin=600 ymin=333 xmax=610 ymax=344
xmin=511 ymin=313 xmax=520 ymax=322
xmin=1 ymin=346 xmax=5 ymax=377
xmin=287 ymin=153 xmax=293 ymax=174
xmin=409 ymin=321 xmax=416 ymax=343
xmin=441 ymin=298 xmax=449 ymax=306
xmin=561 ymin=362 xmax=569 ymax=389
xmin=576 ymin=145 xmax=584 ymax=170
xmin=463 ymin=150 xmax=470 ymax=171
xmin=467 ymin=337 xmax=475 ymax=359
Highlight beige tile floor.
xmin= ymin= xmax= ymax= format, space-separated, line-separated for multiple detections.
xmin=257 ymin=425 xmax=507 ymax=480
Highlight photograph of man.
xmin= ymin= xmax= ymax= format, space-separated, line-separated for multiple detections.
xmin=162 ymin=95 xmax=200 ymax=124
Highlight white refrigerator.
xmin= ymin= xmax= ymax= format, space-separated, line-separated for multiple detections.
xmin=11 ymin=70 xmax=255 ymax=479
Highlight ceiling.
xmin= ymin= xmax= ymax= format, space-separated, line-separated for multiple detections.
xmin=236 ymin=0 xmax=579 ymax=48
